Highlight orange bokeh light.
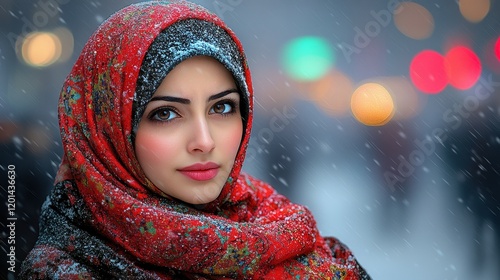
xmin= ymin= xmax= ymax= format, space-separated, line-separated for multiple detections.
xmin=458 ymin=0 xmax=490 ymax=23
xmin=374 ymin=76 xmax=425 ymax=120
xmin=351 ymin=82 xmax=395 ymax=126
xmin=394 ymin=2 xmax=434 ymax=40
xmin=306 ymin=69 xmax=353 ymax=117
xmin=21 ymin=32 xmax=62 ymax=67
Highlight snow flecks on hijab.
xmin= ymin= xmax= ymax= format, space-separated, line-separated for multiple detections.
xmin=20 ymin=1 xmax=371 ymax=279
xmin=133 ymin=18 xmax=250 ymax=137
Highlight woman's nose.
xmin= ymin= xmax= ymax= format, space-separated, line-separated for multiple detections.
xmin=187 ymin=118 xmax=215 ymax=153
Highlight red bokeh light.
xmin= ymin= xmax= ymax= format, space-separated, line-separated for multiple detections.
xmin=444 ymin=46 xmax=481 ymax=90
xmin=495 ymin=36 xmax=500 ymax=61
xmin=409 ymin=50 xmax=448 ymax=94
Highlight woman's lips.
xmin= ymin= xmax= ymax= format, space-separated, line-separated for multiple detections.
xmin=178 ymin=162 xmax=220 ymax=181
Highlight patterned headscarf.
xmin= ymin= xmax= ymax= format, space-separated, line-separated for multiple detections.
xmin=20 ymin=1 xmax=370 ymax=279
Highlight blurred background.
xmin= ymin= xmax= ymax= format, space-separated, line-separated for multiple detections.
xmin=1 ymin=0 xmax=499 ymax=279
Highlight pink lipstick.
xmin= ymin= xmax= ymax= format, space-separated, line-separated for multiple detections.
xmin=178 ymin=162 xmax=220 ymax=181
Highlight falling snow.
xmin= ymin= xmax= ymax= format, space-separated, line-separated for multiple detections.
xmin=2 ymin=1 xmax=499 ymax=279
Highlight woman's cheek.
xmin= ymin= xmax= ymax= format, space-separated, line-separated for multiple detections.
xmin=224 ymin=121 xmax=243 ymax=157
xmin=136 ymin=130 xmax=178 ymax=167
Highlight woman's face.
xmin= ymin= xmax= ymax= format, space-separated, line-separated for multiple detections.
xmin=135 ymin=56 xmax=243 ymax=205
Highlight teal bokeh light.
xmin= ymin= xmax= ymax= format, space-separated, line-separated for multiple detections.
xmin=281 ymin=36 xmax=335 ymax=81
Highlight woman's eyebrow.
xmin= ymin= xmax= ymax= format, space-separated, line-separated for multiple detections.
xmin=149 ymin=89 xmax=239 ymax=104
xmin=208 ymin=89 xmax=239 ymax=101
xmin=149 ymin=96 xmax=190 ymax=104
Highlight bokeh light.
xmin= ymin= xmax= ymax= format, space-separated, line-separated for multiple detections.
xmin=351 ymin=82 xmax=395 ymax=126
xmin=409 ymin=50 xmax=448 ymax=94
xmin=21 ymin=32 xmax=62 ymax=67
xmin=394 ymin=2 xmax=434 ymax=40
xmin=483 ymin=38 xmax=500 ymax=74
xmin=459 ymin=0 xmax=490 ymax=23
xmin=444 ymin=46 xmax=481 ymax=90
xmin=281 ymin=36 xmax=335 ymax=81
xmin=306 ymin=69 xmax=353 ymax=116
xmin=374 ymin=76 xmax=425 ymax=120
xmin=53 ymin=27 xmax=75 ymax=63
xmin=495 ymin=36 xmax=500 ymax=61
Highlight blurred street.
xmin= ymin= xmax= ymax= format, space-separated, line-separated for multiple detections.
xmin=1 ymin=1 xmax=499 ymax=279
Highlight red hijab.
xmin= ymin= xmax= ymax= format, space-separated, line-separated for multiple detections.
xmin=21 ymin=1 xmax=370 ymax=279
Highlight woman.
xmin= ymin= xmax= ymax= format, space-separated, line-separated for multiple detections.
xmin=20 ymin=1 xmax=370 ymax=279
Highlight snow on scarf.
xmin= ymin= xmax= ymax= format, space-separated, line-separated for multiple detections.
xmin=20 ymin=1 xmax=370 ymax=279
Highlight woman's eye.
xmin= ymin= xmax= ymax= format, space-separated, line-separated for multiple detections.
xmin=150 ymin=108 xmax=179 ymax=122
xmin=210 ymin=102 xmax=234 ymax=114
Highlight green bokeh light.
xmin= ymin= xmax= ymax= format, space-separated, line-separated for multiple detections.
xmin=281 ymin=36 xmax=335 ymax=81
